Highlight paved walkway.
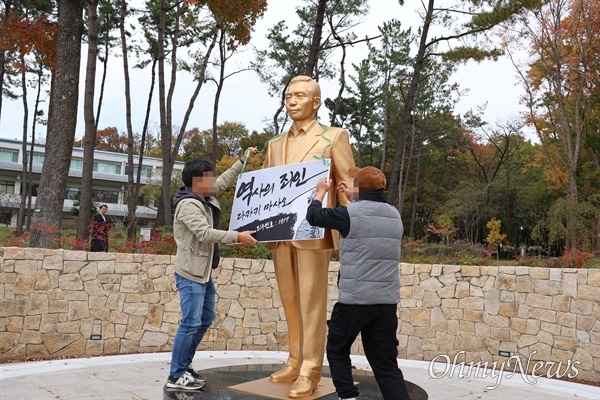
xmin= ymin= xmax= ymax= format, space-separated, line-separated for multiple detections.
xmin=0 ymin=351 xmax=598 ymax=400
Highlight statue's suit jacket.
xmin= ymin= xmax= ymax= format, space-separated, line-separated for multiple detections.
xmin=263 ymin=122 xmax=355 ymax=250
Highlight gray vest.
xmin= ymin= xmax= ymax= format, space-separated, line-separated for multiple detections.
xmin=339 ymin=200 xmax=403 ymax=304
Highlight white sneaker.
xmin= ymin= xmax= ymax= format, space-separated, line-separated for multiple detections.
xmin=166 ymin=371 xmax=205 ymax=390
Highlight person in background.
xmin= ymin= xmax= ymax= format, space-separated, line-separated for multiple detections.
xmin=306 ymin=166 xmax=410 ymax=400
xmin=166 ymin=149 xmax=259 ymax=390
xmin=90 ymin=204 xmax=111 ymax=252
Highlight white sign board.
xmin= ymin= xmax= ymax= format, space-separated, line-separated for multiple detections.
xmin=229 ymin=159 xmax=330 ymax=242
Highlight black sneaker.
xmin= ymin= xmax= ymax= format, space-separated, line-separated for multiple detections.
xmin=166 ymin=372 xmax=205 ymax=390
xmin=186 ymin=364 xmax=207 ymax=383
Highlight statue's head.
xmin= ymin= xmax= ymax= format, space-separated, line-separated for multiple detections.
xmin=285 ymin=75 xmax=321 ymax=123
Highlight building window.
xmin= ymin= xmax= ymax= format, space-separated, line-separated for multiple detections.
xmin=65 ymin=187 xmax=80 ymax=200
xmin=93 ymin=161 xmax=121 ymax=175
xmin=70 ymin=158 xmax=83 ymax=170
xmin=0 ymin=150 xmax=18 ymax=163
xmin=125 ymin=165 xmax=153 ymax=178
xmin=91 ymin=189 xmax=118 ymax=204
xmin=0 ymin=180 xmax=15 ymax=194
xmin=24 ymin=152 xmax=45 ymax=166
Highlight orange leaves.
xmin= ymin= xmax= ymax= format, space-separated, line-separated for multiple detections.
xmin=204 ymin=0 xmax=267 ymax=48
xmin=0 ymin=14 xmax=58 ymax=72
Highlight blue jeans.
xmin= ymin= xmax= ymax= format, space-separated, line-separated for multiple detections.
xmin=169 ymin=273 xmax=216 ymax=377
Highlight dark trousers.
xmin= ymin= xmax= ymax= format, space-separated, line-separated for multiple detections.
xmin=326 ymin=303 xmax=410 ymax=400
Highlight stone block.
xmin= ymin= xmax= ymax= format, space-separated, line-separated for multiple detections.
xmin=42 ymin=255 xmax=64 ymax=270
xmin=140 ymin=331 xmax=168 ymax=347
xmin=515 ymin=275 xmax=534 ymax=293
xmin=41 ymin=333 xmax=79 ymax=353
xmin=556 ymin=312 xmax=576 ymax=328
xmin=549 ymin=268 xmax=562 ymax=282
xmin=530 ymin=308 xmax=556 ymax=323
xmin=455 ymin=281 xmax=469 ymax=298
xmin=463 ymin=309 xmax=483 ymax=322
xmin=540 ymin=322 xmax=561 ymax=336
xmin=551 ymin=296 xmax=570 ymax=312
xmin=259 ymin=309 xmax=280 ymax=322
xmin=461 ymin=265 xmax=480 ymax=277
xmin=409 ymin=309 xmax=430 ymax=326
xmin=400 ymin=274 xmax=419 ymax=286
xmin=459 ymin=296 xmax=484 ymax=311
xmin=13 ymin=275 xmax=35 ymax=295
xmin=430 ymin=307 xmax=445 ymax=330
xmin=554 ymin=336 xmax=579 ymax=352
xmin=242 ymin=309 xmax=260 ymax=328
xmin=525 ymin=293 xmax=553 ymax=310
xmin=495 ymin=273 xmax=516 ymax=291
xmin=562 ymin=273 xmax=578 ymax=297
xmin=28 ymin=293 xmax=49 ymax=315
xmin=570 ymin=299 xmax=594 ymax=315
xmin=499 ymin=303 xmax=517 ymax=318
xmin=441 ymin=307 xmax=462 ymax=320
xmin=577 ymin=315 xmax=596 ymax=331
xmin=572 ymin=348 xmax=593 ymax=370
xmin=218 ymin=284 xmax=241 ymax=299
xmin=437 ymin=286 xmax=455 ymax=299
xmin=401 ymin=263 xmax=414 ymax=275
xmin=490 ymin=327 xmax=509 ymax=341
xmin=438 ymin=274 xmax=456 ymax=287
xmin=34 ymin=269 xmax=52 ymax=290
xmin=577 ymin=285 xmax=600 ymax=302
xmin=588 ymin=270 xmax=600 ymax=287
xmin=123 ymin=303 xmax=149 ymax=317
xmin=529 ymin=268 xmax=549 ymax=279
xmin=68 ymin=301 xmax=90 ymax=320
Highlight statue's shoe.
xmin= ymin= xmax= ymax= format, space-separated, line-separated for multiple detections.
xmin=269 ymin=365 xmax=299 ymax=382
xmin=289 ymin=375 xmax=319 ymax=398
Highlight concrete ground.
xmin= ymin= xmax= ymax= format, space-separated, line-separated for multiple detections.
xmin=0 ymin=351 xmax=598 ymax=400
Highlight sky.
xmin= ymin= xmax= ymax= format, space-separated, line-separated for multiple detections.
xmin=0 ymin=0 xmax=528 ymax=143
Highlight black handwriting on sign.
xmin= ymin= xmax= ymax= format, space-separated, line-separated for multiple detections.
xmin=279 ymin=168 xmax=309 ymax=190
xmin=236 ymin=176 xmax=276 ymax=206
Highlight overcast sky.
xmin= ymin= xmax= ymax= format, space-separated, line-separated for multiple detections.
xmin=0 ymin=0 xmax=527 ymax=143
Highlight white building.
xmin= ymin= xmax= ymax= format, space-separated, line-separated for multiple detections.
xmin=0 ymin=138 xmax=184 ymax=227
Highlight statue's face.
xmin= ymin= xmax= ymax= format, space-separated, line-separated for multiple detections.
xmin=285 ymin=81 xmax=320 ymax=123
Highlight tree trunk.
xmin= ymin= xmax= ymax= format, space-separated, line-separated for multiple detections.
xmin=26 ymin=67 xmax=43 ymax=230
xmin=305 ymin=0 xmax=327 ymax=78
xmin=30 ymin=0 xmax=84 ymax=249
xmin=16 ymin=59 xmax=28 ymax=234
xmin=409 ymin=136 xmax=423 ymax=238
xmin=156 ymin=0 xmax=168 ymax=228
xmin=120 ymin=0 xmax=136 ymax=243
xmin=134 ymin=58 xmax=157 ymax=217
xmin=75 ymin=0 xmax=99 ymax=249
xmin=0 ymin=0 xmax=12 ymax=124
xmin=158 ymin=0 xmax=180 ymax=230
xmin=328 ymin=13 xmax=347 ymax=127
xmin=388 ymin=0 xmax=434 ymax=204
xmin=94 ymin=22 xmax=110 ymax=132
xmin=212 ymin=28 xmax=226 ymax=166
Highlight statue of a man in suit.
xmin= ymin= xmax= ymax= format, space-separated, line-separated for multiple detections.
xmin=263 ymin=75 xmax=355 ymax=398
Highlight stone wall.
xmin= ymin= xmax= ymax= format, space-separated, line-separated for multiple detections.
xmin=0 ymin=248 xmax=598 ymax=383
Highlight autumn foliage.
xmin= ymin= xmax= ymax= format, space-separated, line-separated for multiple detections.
xmin=0 ymin=14 xmax=57 ymax=72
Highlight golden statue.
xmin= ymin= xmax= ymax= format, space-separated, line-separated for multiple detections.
xmin=263 ymin=76 xmax=355 ymax=398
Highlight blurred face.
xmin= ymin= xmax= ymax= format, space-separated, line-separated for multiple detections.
xmin=99 ymin=206 xmax=108 ymax=215
xmin=344 ymin=179 xmax=361 ymax=201
xmin=285 ymin=81 xmax=320 ymax=123
xmin=191 ymin=172 xmax=216 ymax=197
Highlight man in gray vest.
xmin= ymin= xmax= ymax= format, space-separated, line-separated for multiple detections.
xmin=306 ymin=166 xmax=410 ymax=400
